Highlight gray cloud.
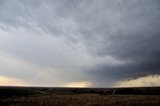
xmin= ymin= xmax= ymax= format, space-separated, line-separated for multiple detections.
xmin=0 ymin=0 xmax=160 ymax=87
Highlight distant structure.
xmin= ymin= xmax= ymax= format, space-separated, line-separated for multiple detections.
xmin=112 ymin=90 xmax=116 ymax=94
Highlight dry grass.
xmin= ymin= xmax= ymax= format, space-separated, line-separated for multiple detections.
xmin=0 ymin=94 xmax=160 ymax=106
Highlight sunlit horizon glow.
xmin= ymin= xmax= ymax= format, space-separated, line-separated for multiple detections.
xmin=0 ymin=74 xmax=160 ymax=87
xmin=114 ymin=75 xmax=160 ymax=87
xmin=64 ymin=82 xmax=92 ymax=88
xmin=0 ymin=75 xmax=30 ymax=86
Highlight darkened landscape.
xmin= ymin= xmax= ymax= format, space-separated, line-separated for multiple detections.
xmin=0 ymin=86 xmax=160 ymax=106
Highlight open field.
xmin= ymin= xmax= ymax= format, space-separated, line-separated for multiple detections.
xmin=1 ymin=94 xmax=160 ymax=106
xmin=0 ymin=86 xmax=160 ymax=106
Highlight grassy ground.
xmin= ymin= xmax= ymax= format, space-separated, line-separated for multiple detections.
xmin=0 ymin=94 xmax=160 ymax=106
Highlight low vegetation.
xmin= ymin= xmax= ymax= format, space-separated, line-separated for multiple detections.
xmin=0 ymin=86 xmax=160 ymax=106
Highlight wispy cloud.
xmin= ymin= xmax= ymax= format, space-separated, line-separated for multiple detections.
xmin=0 ymin=0 xmax=160 ymax=87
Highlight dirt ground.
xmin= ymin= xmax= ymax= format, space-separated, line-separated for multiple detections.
xmin=0 ymin=94 xmax=160 ymax=106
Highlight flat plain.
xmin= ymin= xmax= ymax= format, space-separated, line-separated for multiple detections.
xmin=0 ymin=86 xmax=160 ymax=106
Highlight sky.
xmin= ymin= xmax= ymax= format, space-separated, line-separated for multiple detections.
xmin=0 ymin=0 xmax=160 ymax=87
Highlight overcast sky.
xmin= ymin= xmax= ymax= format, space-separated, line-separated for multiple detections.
xmin=0 ymin=0 xmax=160 ymax=87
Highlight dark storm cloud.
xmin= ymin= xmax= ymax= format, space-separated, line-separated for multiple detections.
xmin=82 ymin=1 xmax=160 ymax=86
xmin=86 ymin=59 xmax=160 ymax=86
xmin=0 ymin=0 xmax=160 ymax=87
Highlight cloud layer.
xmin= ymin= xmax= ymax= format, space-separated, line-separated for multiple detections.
xmin=0 ymin=0 xmax=160 ymax=87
